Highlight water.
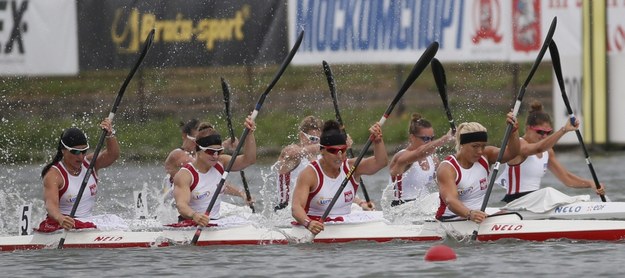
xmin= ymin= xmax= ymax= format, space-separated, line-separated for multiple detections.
xmin=1 ymin=151 xmax=625 ymax=277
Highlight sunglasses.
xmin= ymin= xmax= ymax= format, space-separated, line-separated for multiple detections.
xmin=323 ymin=145 xmax=348 ymax=155
xmin=198 ymin=145 xmax=224 ymax=156
xmin=302 ymin=131 xmax=320 ymax=143
xmin=529 ymin=126 xmax=553 ymax=136
xmin=416 ymin=135 xmax=435 ymax=143
xmin=61 ymin=141 xmax=89 ymax=155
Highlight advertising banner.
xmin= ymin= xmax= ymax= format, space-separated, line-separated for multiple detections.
xmin=0 ymin=0 xmax=78 ymax=76
xmin=77 ymin=0 xmax=287 ymax=70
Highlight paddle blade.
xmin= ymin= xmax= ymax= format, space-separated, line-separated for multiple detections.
xmin=431 ymin=58 xmax=455 ymax=134
xmin=111 ymin=28 xmax=155 ymax=116
xmin=256 ymin=30 xmax=304 ymax=108
xmin=517 ymin=16 xmax=557 ymax=100
xmin=383 ymin=41 xmax=439 ymax=119
xmin=548 ymin=41 xmax=575 ymax=117
xmin=323 ymin=60 xmax=344 ymax=127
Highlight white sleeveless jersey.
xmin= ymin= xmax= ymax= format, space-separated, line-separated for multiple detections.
xmin=504 ymin=151 xmax=549 ymax=194
xmin=390 ymin=150 xmax=435 ymax=200
xmin=180 ymin=162 xmax=225 ymax=219
xmin=54 ymin=160 xmax=98 ymax=218
xmin=436 ymin=155 xmax=489 ymax=219
xmin=305 ymin=160 xmax=359 ymax=217
xmin=275 ymin=156 xmax=311 ymax=205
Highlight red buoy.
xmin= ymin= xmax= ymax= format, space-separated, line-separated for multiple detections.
xmin=424 ymin=244 xmax=457 ymax=261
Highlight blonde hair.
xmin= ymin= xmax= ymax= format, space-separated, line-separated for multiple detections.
xmin=455 ymin=122 xmax=487 ymax=151
xmin=299 ymin=116 xmax=323 ymax=133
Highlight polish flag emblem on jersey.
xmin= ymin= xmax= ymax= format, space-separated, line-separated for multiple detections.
xmin=480 ymin=178 xmax=488 ymax=190
xmin=343 ymin=190 xmax=354 ymax=203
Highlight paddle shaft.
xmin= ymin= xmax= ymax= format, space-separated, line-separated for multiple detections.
xmin=221 ymin=77 xmax=256 ymax=212
xmin=431 ymin=58 xmax=456 ymax=134
xmin=472 ymin=17 xmax=557 ymax=240
xmin=319 ymin=41 xmax=439 ymax=221
xmin=322 ymin=61 xmax=372 ymax=207
xmin=549 ymin=41 xmax=606 ymax=202
xmin=479 ymin=17 xmax=557 ymax=214
xmin=58 ymin=29 xmax=155 ymax=249
xmin=190 ymin=30 xmax=304 ymax=245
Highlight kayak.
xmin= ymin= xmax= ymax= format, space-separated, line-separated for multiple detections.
xmin=426 ymin=212 xmax=625 ymax=242
xmin=0 ymin=211 xmax=442 ymax=251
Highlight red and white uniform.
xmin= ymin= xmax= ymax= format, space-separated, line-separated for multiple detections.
xmin=436 ymin=155 xmax=489 ymax=219
xmin=305 ymin=160 xmax=359 ymax=217
xmin=179 ymin=162 xmax=225 ymax=219
xmin=54 ymin=160 xmax=98 ymax=218
xmin=390 ymin=150 xmax=435 ymax=201
xmin=274 ymin=156 xmax=310 ymax=206
xmin=503 ymin=151 xmax=549 ymax=195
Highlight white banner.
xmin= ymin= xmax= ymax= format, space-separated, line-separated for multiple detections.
xmin=287 ymin=0 xmax=588 ymax=64
xmin=0 ymin=0 xmax=78 ymax=75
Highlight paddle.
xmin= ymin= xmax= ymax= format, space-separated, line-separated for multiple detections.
xmin=549 ymin=40 xmax=606 ymax=202
xmin=473 ymin=17 xmax=557 ymax=240
xmin=190 ymin=30 xmax=304 ymax=245
xmin=221 ymin=77 xmax=256 ymax=212
xmin=318 ymin=41 xmax=439 ymax=222
xmin=322 ymin=60 xmax=372 ymax=209
xmin=431 ymin=58 xmax=456 ymax=134
xmin=57 ymin=29 xmax=155 ymax=249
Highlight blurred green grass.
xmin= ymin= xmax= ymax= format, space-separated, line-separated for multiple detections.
xmin=1 ymin=62 xmax=553 ymax=164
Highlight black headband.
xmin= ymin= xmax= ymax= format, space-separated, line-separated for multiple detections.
xmin=196 ymin=134 xmax=222 ymax=148
xmin=460 ymin=131 xmax=488 ymax=144
xmin=320 ymin=130 xmax=347 ymax=146
xmin=60 ymin=127 xmax=88 ymax=147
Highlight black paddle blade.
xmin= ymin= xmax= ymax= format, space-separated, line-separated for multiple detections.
xmin=322 ymin=60 xmax=345 ymax=127
xmin=431 ymin=58 xmax=455 ymax=134
xmin=384 ymin=41 xmax=439 ymax=117
xmin=548 ymin=41 xmax=574 ymax=115
xmin=221 ymin=77 xmax=232 ymax=118
xmin=517 ymin=17 xmax=557 ymax=100
xmin=111 ymin=28 xmax=155 ymax=116
xmin=256 ymin=30 xmax=304 ymax=106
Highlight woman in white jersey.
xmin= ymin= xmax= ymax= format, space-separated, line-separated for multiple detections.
xmin=436 ymin=112 xmax=519 ymax=223
xmin=39 ymin=119 xmax=119 ymax=231
xmin=389 ymin=113 xmax=454 ymax=206
xmin=292 ymin=120 xmax=387 ymax=235
xmin=173 ymin=116 xmax=256 ymax=227
xmin=500 ymin=101 xmax=605 ymax=203
xmin=163 ymin=119 xmax=248 ymax=206
xmin=273 ymin=116 xmax=323 ymax=211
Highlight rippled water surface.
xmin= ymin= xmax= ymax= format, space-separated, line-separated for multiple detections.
xmin=1 ymin=151 xmax=625 ymax=277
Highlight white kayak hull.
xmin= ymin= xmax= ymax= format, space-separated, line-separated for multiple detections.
xmin=427 ymin=213 xmax=625 ymax=242
xmin=284 ymin=220 xmax=442 ymax=243
xmin=487 ymin=201 xmax=625 ymax=220
xmin=0 ymin=221 xmax=441 ymax=251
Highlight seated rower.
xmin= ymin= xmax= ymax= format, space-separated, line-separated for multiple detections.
xmin=39 ymin=119 xmax=126 ymax=232
xmin=163 ymin=119 xmax=249 ymax=207
xmin=388 ymin=113 xmax=454 ymax=207
xmin=272 ymin=116 xmax=323 ymax=211
xmin=292 ymin=120 xmax=386 ymax=235
xmin=172 ymin=116 xmax=256 ymax=227
xmin=436 ymin=112 xmax=519 ymax=223
xmin=499 ymin=101 xmax=605 ymax=203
